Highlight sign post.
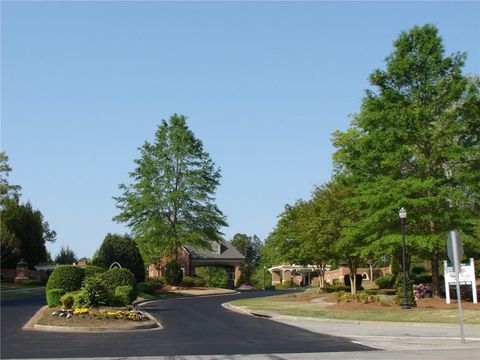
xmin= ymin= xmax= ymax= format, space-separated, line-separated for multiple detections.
xmin=447 ymin=230 xmax=465 ymax=343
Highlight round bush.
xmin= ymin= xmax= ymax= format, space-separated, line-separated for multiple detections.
xmin=46 ymin=265 xmax=85 ymax=293
xmin=164 ymin=262 xmax=183 ymax=285
xmin=83 ymin=265 xmax=106 ymax=279
xmin=114 ymin=285 xmax=136 ymax=306
xmin=182 ymin=276 xmax=195 ymax=287
xmin=73 ymin=290 xmax=89 ymax=308
xmin=93 ymin=233 xmax=145 ymax=282
xmin=137 ymin=282 xmax=155 ymax=295
xmin=375 ymin=273 xmax=396 ymax=289
xmin=60 ymin=292 xmax=75 ymax=309
xmin=47 ymin=288 xmax=66 ymax=307
xmin=82 ymin=274 xmax=110 ymax=307
xmin=101 ymin=268 xmax=136 ymax=292
xmin=147 ymin=277 xmax=164 ymax=289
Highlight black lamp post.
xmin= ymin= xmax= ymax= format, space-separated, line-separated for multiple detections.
xmin=399 ymin=207 xmax=410 ymax=309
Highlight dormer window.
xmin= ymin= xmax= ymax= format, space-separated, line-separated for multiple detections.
xmin=212 ymin=241 xmax=221 ymax=254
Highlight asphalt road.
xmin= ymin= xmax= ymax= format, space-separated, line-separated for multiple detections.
xmin=1 ymin=291 xmax=373 ymax=358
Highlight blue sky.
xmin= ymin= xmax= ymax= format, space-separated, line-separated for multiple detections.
xmin=2 ymin=1 xmax=479 ymax=260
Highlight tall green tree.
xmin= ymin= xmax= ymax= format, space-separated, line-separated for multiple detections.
xmin=230 ymin=233 xmax=262 ymax=284
xmin=114 ymin=114 xmax=227 ymax=268
xmin=54 ymin=245 xmax=78 ymax=265
xmin=0 ymin=200 xmax=56 ymax=268
xmin=332 ymin=25 xmax=479 ymax=295
xmin=0 ymin=151 xmax=21 ymax=204
xmin=93 ymin=233 xmax=145 ymax=282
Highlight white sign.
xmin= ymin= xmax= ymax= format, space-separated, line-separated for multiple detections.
xmin=444 ymin=258 xmax=477 ymax=304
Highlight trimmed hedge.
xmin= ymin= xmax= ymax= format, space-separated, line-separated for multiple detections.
xmin=137 ymin=282 xmax=155 ymax=295
xmin=147 ymin=277 xmax=164 ymax=289
xmin=82 ymin=274 xmax=110 ymax=307
xmin=375 ymin=273 xmax=396 ymax=289
xmin=46 ymin=265 xmax=85 ymax=293
xmin=114 ymin=285 xmax=136 ymax=306
xmin=83 ymin=265 xmax=106 ymax=279
xmin=47 ymin=288 xmax=66 ymax=307
xmin=320 ymin=285 xmax=351 ymax=293
xmin=93 ymin=233 xmax=145 ymax=282
xmin=101 ymin=268 xmax=136 ymax=292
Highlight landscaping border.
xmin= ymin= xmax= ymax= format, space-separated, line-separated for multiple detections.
xmin=23 ymin=305 xmax=163 ymax=333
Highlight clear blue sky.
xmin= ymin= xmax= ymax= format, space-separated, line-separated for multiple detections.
xmin=2 ymin=1 xmax=479 ymax=260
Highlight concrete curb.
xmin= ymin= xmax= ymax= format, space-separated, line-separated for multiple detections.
xmin=222 ymin=302 xmax=480 ymax=329
xmin=23 ymin=305 xmax=163 ymax=333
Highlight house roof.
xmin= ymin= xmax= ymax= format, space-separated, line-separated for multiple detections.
xmin=183 ymin=240 xmax=245 ymax=260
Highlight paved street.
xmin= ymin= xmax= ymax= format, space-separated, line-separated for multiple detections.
xmin=1 ymin=291 xmax=371 ymax=358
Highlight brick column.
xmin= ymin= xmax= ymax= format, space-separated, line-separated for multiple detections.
xmin=234 ymin=265 xmax=242 ymax=286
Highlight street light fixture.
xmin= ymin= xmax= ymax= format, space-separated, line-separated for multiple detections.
xmin=399 ymin=207 xmax=411 ymax=309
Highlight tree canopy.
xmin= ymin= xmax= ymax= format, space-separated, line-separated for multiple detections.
xmin=93 ymin=233 xmax=145 ymax=282
xmin=114 ymin=114 xmax=227 ymax=267
xmin=54 ymin=245 xmax=78 ymax=265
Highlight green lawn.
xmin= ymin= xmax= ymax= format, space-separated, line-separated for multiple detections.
xmin=230 ymin=293 xmax=480 ymax=325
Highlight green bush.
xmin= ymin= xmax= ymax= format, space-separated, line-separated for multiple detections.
xmin=137 ymin=282 xmax=155 ymax=295
xmin=320 ymin=285 xmax=350 ymax=293
xmin=73 ymin=290 xmax=89 ymax=308
xmin=92 ymin=233 xmax=145 ymax=282
xmin=193 ymin=276 xmax=206 ymax=287
xmin=164 ymin=262 xmax=183 ymax=285
xmin=60 ymin=292 xmax=75 ymax=309
xmin=195 ymin=267 xmax=227 ymax=288
xmin=47 ymin=288 xmax=66 ymax=307
xmin=83 ymin=265 xmax=106 ymax=279
xmin=101 ymin=268 xmax=136 ymax=292
xmin=275 ymin=280 xmax=297 ymax=289
xmin=394 ymin=273 xmax=416 ymax=307
xmin=375 ymin=273 xmax=396 ymax=289
xmin=182 ymin=276 xmax=195 ymax=287
xmin=82 ymin=274 xmax=110 ymax=307
xmin=46 ymin=265 xmax=85 ymax=293
xmin=147 ymin=277 xmax=164 ymax=289
xmin=114 ymin=285 xmax=136 ymax=306
xmin=365 ymin=288 xmax=397 ymax=296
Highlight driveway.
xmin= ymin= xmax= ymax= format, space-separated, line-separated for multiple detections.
xmin=1 ymin=290 xmax=371 ymax=358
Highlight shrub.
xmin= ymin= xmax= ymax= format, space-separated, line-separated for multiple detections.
xmin=137 ymin=282 xmax=155 ymax=295
xmin=83 ymin=265 xmax=106 ymax=279
xmin=193 ymin=276 xmax=206 ymax=287
xmin=114 ymin=285 xmax=136 ymax=306
xmin=275 ymin=280 xmax=297 ymax=289
xmin=394 ymin=273 xmax=416 ymax=307
xmin=355 ymin=291 xmax=378 ymax=304
xmin=413 ymin=283 xmax=432 ymax=300
xmin=82 ymin=274 xmax=110 ymax=307
xmin=147 ymin=277 xmax=164 ymax=289
xmin=92 ymin=233 xmax=145 ymax=282
xmin=73 ymin=290 xmax=89 ymax=308
xmin=47 ymin=288 xmax=66 ymax=307
xmin=60 ymin=292 xmax=75 ymax=309
xmin=164 ymin=262 xmax=183 ymax=285
xmin=46 ymin=265 xmax=85 ymax=293
xmin=375 ymin=273 xmax=396 ymax=289
xmin=364 ymin=288 xmax=397 ymax=296
xmin=320 ymin=285 xmax=350 ymax=293
xmin=195 ymin=267 xmax=227 ymax=288
xmin=101 ymin=268 xmax=136 ymax=292
xmin=182 ymin=276 xmax=195 ymax=287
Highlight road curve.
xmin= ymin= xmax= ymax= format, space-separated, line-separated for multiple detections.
xmin=1 ymin=291 xmax=372 ymax=358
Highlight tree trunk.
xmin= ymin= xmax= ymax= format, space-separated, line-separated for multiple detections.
xmin=349 ymin=260 xmax=357 ymax=295
xmin=431 ymin=251 xmax=441 ymax=296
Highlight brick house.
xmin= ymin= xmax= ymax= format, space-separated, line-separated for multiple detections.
xmin=268 ymin=263 xmax=392 ymax=287
xmin=148 ymin=240 xmax=245 ymax=288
